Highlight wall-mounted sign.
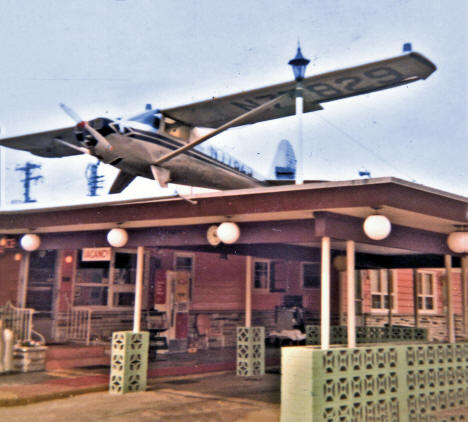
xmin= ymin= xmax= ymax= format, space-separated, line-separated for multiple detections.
xmin=82 ymin=247 xmax=112 ymax=262
xmin=0 ymin=237 xmax=18 ymax=254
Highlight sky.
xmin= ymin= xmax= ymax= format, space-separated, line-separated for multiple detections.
xmin=0 ymin=0 xmax=466 ymax=208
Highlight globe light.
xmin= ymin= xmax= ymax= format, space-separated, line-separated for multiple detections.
xmin=447 ymin=231 xmax=468 ymax=254
xmin=217 ymin=222 xmax=240 ymax=244
xmin=107 ymin=228 xmax=128 ymax=248
xmin=332 ymin=255 xmax=347 ymax=272
xmin=363 ymin=215 xmax=391 ymax=241
xmin=20 ymin=234 xmax=41 ymax=251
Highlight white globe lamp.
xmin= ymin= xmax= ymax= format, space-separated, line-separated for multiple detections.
xmin=217 ymin=222 xmax=240 ymax=244
xmin=447 ymin=231 xmax=468 ymax=254
xmin=20 ymin=234 xmax=41 ymax=251
xmin=332 ymin=255 xmax=347 ymax=272
xmin=107 ymin=228 xmax=128 ymax=248
xmin=363 ymin=215 xmax=391 ymax=241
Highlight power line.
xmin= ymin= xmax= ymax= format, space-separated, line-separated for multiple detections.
xmin=315 ymin=114 xmax=416 ymax=182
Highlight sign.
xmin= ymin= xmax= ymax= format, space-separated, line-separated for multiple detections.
xmin=82 ymin=247 xmax=111 ymax=261
xmin=154 ymin=271 xmax=167 ymax=305
xmin=0 ymin=237 xmax=18 ymax=254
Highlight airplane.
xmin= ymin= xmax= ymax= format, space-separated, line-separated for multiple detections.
xmin=0 ymin=50 xmax=436 ymax=194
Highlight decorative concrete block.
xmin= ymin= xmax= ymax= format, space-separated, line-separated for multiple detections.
xmin=281 ymin=343 xmax=468 ymax=422
xmin=236 ymin=327 xmax=265 ymax=377
xmin=109 ymin=331 xmax=149 ymax=394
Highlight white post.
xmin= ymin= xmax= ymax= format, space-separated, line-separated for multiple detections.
xmin=346 ymin=240 xmax=356 ymax=348
xmin=0 ymin=145 xmax=6 ymax=208
xmin=321 ymin=236 xmax=331 ymax=349
xmin=18 ymin=253 xmax=30 ymax=308
xmin=462 ymin=255 xmax=468 ymax=337
xmin=133 ymin=246 xmax=145 ymax=333
xmin=295 ymin=86 xmax=304 ymax=185
xmin=245 ymin=256 xmax=252 ymax=328
xmin=445 ymin=254 xmax=455 ymax=343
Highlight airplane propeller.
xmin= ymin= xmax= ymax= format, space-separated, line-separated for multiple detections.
xmin=59 ymin=103 xmax=113 ymax=151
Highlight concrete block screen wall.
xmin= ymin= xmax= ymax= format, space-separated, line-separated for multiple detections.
xmin=281 ymin=343 xmax=468 ymax=421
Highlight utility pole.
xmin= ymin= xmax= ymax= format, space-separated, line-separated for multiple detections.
xmin=13 ymin=162 xmax=43 ymax=203
xmin=85 ymin=161 xmax=104 ymax=196
xmin=0 ymin=126 xmax=5 ymax=208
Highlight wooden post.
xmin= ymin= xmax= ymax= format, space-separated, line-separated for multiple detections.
xmin=462 ymin=255 xmax=468 ymax=337
xmin=133 ymin=246 xmax=145 ymax=333
xmin=245 ymin=256 xmax=252 ymax=328
xmin=387 ymin=270 xmax=393 ymax=328
xmin=18 ymin=253 xmax=30 ymax=308
xmin=321 ymin=236 xmax=331 ymax=350
xmin=346 ymin=240 xmax=356 ymax=348
xmin=445 ymin=254 xmax=455 ymax=343
xmin=413 ymin=269 xmax=419 ymax=328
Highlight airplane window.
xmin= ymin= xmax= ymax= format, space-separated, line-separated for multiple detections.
xmin=153 ymin=117 xmax=160 ymax=129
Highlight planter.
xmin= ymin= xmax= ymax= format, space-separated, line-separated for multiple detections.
xmin=13 ymin=345 xmax=48 ymax=373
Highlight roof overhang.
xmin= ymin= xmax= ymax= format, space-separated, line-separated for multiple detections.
xmin=1 ymin=177 xmax=466 ymax=259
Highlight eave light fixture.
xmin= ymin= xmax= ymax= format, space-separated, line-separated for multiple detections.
xmin=20 ymin=233 xmax=41 ymax=251
xmin=447 ymin=226 xmax=468 ymax=254
xmin=363 ymin=214 xmax=391 ymax=241
xmin=107 ymin=228 xmax=128 ymax=248
xmin=217 ymin=222 xmax=240 ymax=244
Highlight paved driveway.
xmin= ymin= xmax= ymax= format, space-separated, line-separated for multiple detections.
xmin=0 ymin=373 xmax=280 ymax=422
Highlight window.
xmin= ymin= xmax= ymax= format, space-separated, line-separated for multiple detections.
xmin=252 ymin=260 xmax=286 ymax=292
xmin=74 ymin=249 xmax=140 ymax=308
xmin=302 ymin=262 xmax=320 ymax=289
xmin=417 ymin=271 xmax=436 ymax=311
xmin=370 ymin=269 xmax=396 ymax=311
xmin=75 ymin=255 xmax=110 ymax=306
xmin=174 ymin=254 xmax=194 ymax=300
xmin=27 ymin=250 xmax=57 ymax=311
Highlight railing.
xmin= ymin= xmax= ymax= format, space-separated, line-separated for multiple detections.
xmin=0 ymin=301 xmax=34 ymax=343
xmin=305 ymin=325 xmax=428 ymax=345
xmin=55 ymin=308 xmax=93 ymax=345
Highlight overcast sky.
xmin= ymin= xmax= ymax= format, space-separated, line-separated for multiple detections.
xmin=0 ymin=0 xmax=466 ymax=208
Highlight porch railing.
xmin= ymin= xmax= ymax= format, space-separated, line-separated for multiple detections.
xmin=0 ymin=301 xmax=34 ymax=343
xmin=305 ymin=325 xmax=428 ymax=345
xmin=55 ymin=308 xmax=93 ymax=345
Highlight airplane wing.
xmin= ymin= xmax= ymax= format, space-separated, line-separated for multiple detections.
xmin=161 ymin=52 xmax=436 ymax=128
xmin=0 ymin=126 xmax=82 ymax=158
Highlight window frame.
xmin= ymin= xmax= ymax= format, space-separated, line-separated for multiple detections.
xmin=416 ymin=270 xmax=437 ymax=313
xmin=73 ymin=248 xmax=147 ymax=310
xmin=253 ymin=259 xmax=272 ymax=292
xmin=369 ymin=269 xmax=398 ymax=313
xmin=301 ymin=261 xmax=321 ymax=290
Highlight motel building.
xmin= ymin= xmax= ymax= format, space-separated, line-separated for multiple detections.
xmin=0 ymin=177 xmax=467 ymax=420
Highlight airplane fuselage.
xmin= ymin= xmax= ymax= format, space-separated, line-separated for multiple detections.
xmin=95 ymin=121 xmax=265 ymax=190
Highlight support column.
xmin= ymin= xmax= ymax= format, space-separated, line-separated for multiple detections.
xmin=18 ymin=253 xmax=30 ymax=308
xmin=412 ymin=269 xmax=419 ymax=328
xmin=245 ymin=256 xmax=252 ymax=328
xmin=237 ymin=256 xmax=264 ymax=377
xmin=462 ymin=255 xmax=468 ymax=337
xmin=295 ymin=85 xmax=304 ymax=184
xmin=321 ymin=236 xmax=331 ymax=350
xmin=346 ymin=240 xmax=356 ymax=348
xmin=133 ymin=246 xmax=145 ymax=333
xmin=445 ymin=254 xmax=455 ymax=343
xmin=110 ymin=246 xmax=149 ymax=394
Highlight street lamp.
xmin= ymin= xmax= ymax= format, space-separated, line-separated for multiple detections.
xmin=289 ymin=44 xmax=310 ymax=184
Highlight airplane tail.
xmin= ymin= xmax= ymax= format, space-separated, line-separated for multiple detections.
xmin=269 ymin=139 xmax=296 ymax=180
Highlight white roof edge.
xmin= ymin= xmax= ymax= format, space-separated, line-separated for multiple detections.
xmin=1 ymin=177 xmax=466 ymax=215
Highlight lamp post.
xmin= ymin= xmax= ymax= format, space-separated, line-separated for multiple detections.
xmin=289 ymin=44 xmax=310 ymax=185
